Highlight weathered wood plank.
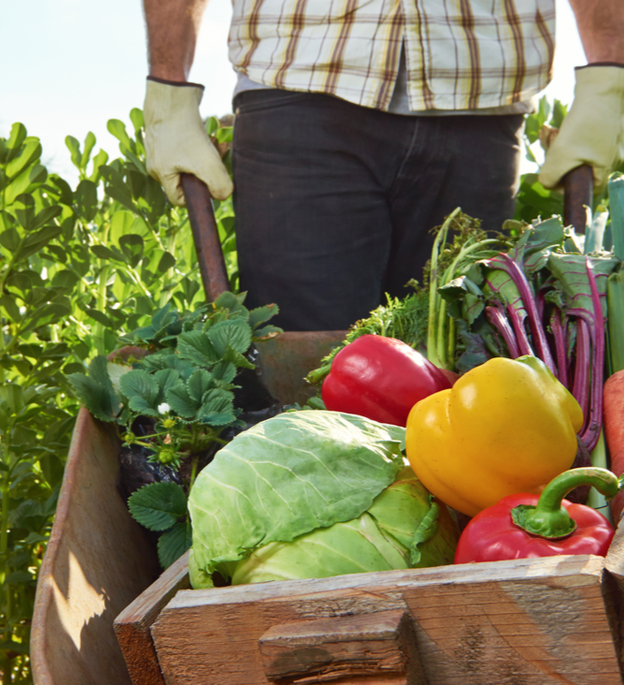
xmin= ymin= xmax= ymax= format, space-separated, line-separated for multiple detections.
xmin=150 ymin=555 xmax=622 ymax=685
xmin=114 ymin=551 xmax=191 ymax=685
xmin=258 ymin=609 xmax=426 ymax=684
xmin=30 ymin=407 xmax=161 ymax=685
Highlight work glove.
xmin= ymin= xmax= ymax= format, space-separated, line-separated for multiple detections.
xmin=539 ymin=65 xmax=624 ymax=192
xmin=143 ymin=77 xmax=234 ymax=206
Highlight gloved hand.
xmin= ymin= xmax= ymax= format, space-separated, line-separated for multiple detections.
xmin=143 ymin=78 xmax=234 ymax=206
xmin=539 ymin=65 xmax=624 ymax=192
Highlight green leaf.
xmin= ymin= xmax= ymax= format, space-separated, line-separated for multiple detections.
xmin=223 ymin=347 xmax=255 ymax=370
xmin=5 ymin=137 xmax=42 ymax=181
xmin=50 ymin=269 xmax=80 ymax=290
xmin=91 ymin=244 xmax=124 ymax=261
xmin=0 ymin=295 xmax=21 ymax=322
xmin=208 ymin=319 xmax=252 ymax=356
xmin=248 ymin=303 xmax=279 ymax=331
xmin=205 ymin=117 xmax=219 ymax=136
xmin=107 ymin=119 xmax=132 ymax=151
xmin=129 ymin=108 xmax=145 ymax=133
xmin=211 ymin=360 xmax=237 ymax=384
xmin=80 ymin=306 xmax=113 ymax=327
xmin=177 ymin=330 xmax=221 ymax=366
xmin=4 ymin=163 xmax=47 ymax=205
xmin=165 ymin=383 xmax=199 ymax=419
xmin=5 ymin=571 xmax=34 ymax=585
xmin=81 ymin=131 xmax=97 ymax=169
xmin=65 ymin=135 xmax=82 ymax=169
xmin=75 ymin=179 xmax=98 ymax=221
xmin=120 ymin=369 xmax=160 ymax=416
xmin=158 ymin=521 xmax=192 ymax=568
xmin=154 ymin=368 xmax=182 ymax=399
xmin=198 ymin=388 xmax=236 ymax=425
xmin=5 ymin=123 xmax=27 ymax=157
xmin=215 ymin=127 xmax=233 ymax=144
xmin=119 ymin=234 xmax=144 ymax=267
xmin=89 ymin=149 xmax=110 ymax=182
xmin=157 ymin=251 xmax=176 ymax=273
xmin=67 ymin=355 xmax=120 ymax=422
xmin=186 ymin=368 xmax=215 ymax=404
xmin=128 ymin=482 xmax=188 ymax=531
xmin=9 ymin=499 xmax=43 ymax=527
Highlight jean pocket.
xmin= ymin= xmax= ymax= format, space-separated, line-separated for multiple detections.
xmin=234 ymin=89 xmax=310 ymax=115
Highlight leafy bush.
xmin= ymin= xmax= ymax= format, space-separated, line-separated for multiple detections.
xmin=0 ymin=111 xmax=233 ymax=682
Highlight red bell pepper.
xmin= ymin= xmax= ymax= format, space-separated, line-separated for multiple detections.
xmin=321 ymin=335 xmax=451 ymax=426
xmin=454 ymin=467 xmax=620 ymax=564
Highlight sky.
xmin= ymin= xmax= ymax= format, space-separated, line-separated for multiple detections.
xmin=1 ymin=0 xmax=586 ymax=184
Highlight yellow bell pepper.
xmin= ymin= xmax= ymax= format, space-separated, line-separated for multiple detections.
xmin=405 ymin=356 xmax=584 ymax=517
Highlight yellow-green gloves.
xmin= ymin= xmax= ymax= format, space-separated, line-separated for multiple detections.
xmin=143 ymin=78 xmax=233 ymax=206
xmin=539 ymin=65 xmax=624 ymax=192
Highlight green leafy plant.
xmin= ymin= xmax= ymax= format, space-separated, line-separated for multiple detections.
xmin=0 ymin=109 xmax=235 ymax=682
xmin=68 ymin=292 xmax=281 ymax=567
xmin=128 ymin=482 xmax=191 ymax=569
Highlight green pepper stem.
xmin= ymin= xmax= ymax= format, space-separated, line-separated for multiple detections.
xmin=511 ymin=467 xmax=621 ymax=539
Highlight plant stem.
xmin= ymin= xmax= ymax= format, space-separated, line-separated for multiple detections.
xmin=427 ymin=208 xmax=461 ymax=367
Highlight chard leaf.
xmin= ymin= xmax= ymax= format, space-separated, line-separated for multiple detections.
xmin=158 ymin=520 xmax=192 ymax=568
xmin=67 ymin=355 xmax=120 ymax=422
xmin=128 ymin=482 xmax=187 ymax=531
xmin=547 ymin=253 xmax=619 ymax=317
xmin=188 ymin=410 xmax=405 ymax=578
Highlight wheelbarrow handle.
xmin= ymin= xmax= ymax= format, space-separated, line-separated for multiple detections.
xmin=562 ymin=164 xmax=594 ymax=235
xmin=180 ymin=172 xmax=231 ymax=302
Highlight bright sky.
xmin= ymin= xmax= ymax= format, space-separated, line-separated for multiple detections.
xmin=1 ymin=0 xmax=586 ymax=184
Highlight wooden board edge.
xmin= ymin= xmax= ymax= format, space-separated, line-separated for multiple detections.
xmin=114 ymin=551 xmax=190 ymax=685
xmin=161 ymin=553 xmax=606 ymax=613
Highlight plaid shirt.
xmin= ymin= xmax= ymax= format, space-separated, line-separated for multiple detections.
xmin=228 ymin=0 xmax=555 ymax=111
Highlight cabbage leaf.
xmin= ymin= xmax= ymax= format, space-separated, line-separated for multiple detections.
xmin=188 ymin=410 xmax=405 ymax=582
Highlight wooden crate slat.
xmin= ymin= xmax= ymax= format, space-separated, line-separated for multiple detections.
xmin=149 ymin=554 xmax=621 ymax=685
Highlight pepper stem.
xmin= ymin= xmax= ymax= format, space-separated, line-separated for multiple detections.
xmin=511 ymin=467 xmax=620 ymax=539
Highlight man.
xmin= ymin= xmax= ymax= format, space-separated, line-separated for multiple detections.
xmin=142 ymin=0 xmax=623 ymax=331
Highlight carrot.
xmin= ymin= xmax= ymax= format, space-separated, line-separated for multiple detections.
xmin=603 ymin=370 xmax=624 ymax=523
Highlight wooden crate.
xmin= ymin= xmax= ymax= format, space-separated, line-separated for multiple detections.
xmin=114 ymin=525 xmax=624 ymax=685
xmin=31 ymin=328 xmax=624 ymax=684
xmin=30 ymin=331 xmax=346 ymax=685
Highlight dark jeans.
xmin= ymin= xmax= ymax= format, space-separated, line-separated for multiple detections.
xmin=232 ymin=90 xmax=523 ymax=331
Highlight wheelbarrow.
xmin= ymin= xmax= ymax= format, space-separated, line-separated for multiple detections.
xmin=30 ymin=170 xmax=624 ymax=684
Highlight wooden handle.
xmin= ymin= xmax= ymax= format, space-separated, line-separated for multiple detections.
xmin=180 ymin=173 xmax=230 ymax=301
xmin=563 ymin=165 xmax=593 ymax=235
xmin=258 ymin=609 xmax=425 ymax=684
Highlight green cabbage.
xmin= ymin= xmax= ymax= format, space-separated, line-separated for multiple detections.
xmin=188 ymin=411 xmax=458 ymax=588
